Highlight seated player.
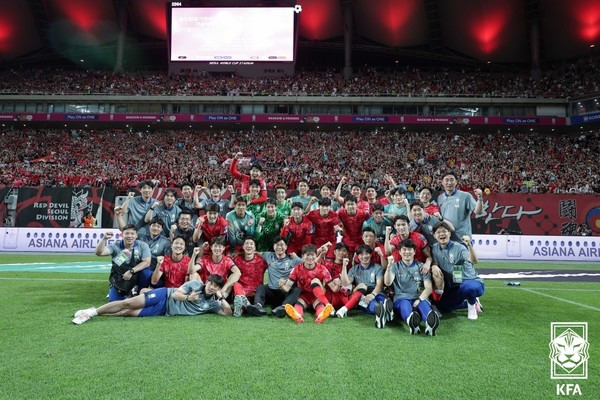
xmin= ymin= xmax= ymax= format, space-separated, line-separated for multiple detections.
xmin=150 ymin=237 xmax=191 ymax=289
xmin=232 ymin=238 xmax=268 ymax=317
xmin=352 ymin=227 xmax=387 ymax=267
xmin=431 ymin=222 xmax=485 ymax=320
xmin=135 ymin=217 xmax=171 ymax=288
xmin=246 ymin=236 xmax=303 ymax=318
xmin=337 ymin=244 xmax=387 ymax=325
xmin=72 ymin=274 xmax=232 ymax=324
xmin=281 ymin=244 xmax=334 ymax=324
xmin=188 ymin=236 xmax=241 ymax=300
xmin=384 ymin=239 xmax=440 ymax=336
xmin=95 ymin=225 xmax=151 ymax=301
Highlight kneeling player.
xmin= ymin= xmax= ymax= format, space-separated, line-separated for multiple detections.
xmin=72 ymin=274 xmax=232 ymax=324
xmin=384 ymin=240 xmax=440 ymax=335
xmin=281 ymin=244 xmax=334 ymax=324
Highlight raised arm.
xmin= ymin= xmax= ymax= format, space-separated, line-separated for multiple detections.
xmin=95 ymin=232 xmax=114 ymax=256
xmin=473 ymin=188 xmax=483 ymax=215
xmin=334 ymin=176 xmax=346 ymax=204
xmin=151 ymin=256 xmax=165 ymax=285
xmin=384 ymin=256 xmax=396 ymax=287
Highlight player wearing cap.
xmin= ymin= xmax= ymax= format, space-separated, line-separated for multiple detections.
xmin=384 ymin=239 xmax=440 ymax=335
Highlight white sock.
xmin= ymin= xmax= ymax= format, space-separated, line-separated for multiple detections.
xmin=88 ymin=307 xmax=98 ymax=317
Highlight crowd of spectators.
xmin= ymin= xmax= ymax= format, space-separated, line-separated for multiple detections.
xmin=1 ymin=127 xmax=598 ymax=195
xmin=0 ymin=56 xmax=598 ymax=98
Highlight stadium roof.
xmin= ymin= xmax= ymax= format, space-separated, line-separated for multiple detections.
xmin=0 ymin=0 xmax=598 ymax=71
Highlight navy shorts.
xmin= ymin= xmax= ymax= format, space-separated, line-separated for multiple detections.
xmin=138 ymin=288 xmax=168 ymax=317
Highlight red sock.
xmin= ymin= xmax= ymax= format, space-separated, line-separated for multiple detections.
xmin=315 ymin=303 xmax=324 ymax=315
xmin=294 ymin=304 xmax=304 ymax=316
xmin=233 ymin=283 xmax=245 ymax=296
xmin=345 ymin=291 xmax=364 ymax=310
xmin=312 ymin=285 xmax=329 ymax=305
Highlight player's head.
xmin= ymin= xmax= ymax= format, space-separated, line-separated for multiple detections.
xmin=148 ymin=217 xmax=165 ymax=236
xmin=171 ymin=236 xmax=187 ymax=255
xmin=138 ymin=180 xmax=155 ymax=197
xmin=318 ymin=197 xmax=331 ymax=215
xmin=419 ymin=186 xmax=434 ymax=203
xmin=249 ymin=163 xmax=263 ymax=178
xmin=265 ymin=198 xmax=277 ymax=216
xmin=178 ymin=210 xmax=193 ymax=228
xmin=372 ymin=203 xmax=384 ymax=222
xmin=432 ymin=222 xmax=452 ymax=245
xmin=350 ymin=183 xmax=362 ymax=198
xmin=243 ymin=237 xmax=256 ymax=254
xmin=121 ymin=224 xmax=138 ymax=244
xmin=249 ymin=179 xmax=261 ymax=195
xmin=334 ymin=242 xmax=349 ymax=260
xmin=162 ymin=189 xmax=177 ymax=206
xmin=399 ymin=239 xmax=416 ymax=263
xmin=181 ymin=183 xmax=193 ymax=197
xmin=297 ymin=179 xmax=309 ymax=195
xmin=356 ymin=244 xmax=372 ymax=265
xmin=320 ymin=184 xmax=332 ymax=198
xmin=410 ymin=201 xmax=425 ymax=221
xmin=394 ymin=215 xmax=410 ymax=236
xmin=442 ymin=172 xmax=458 ymax=193
xmin=272 ymin=236 xmax=288 ymax=254
xmin=209 ymin=183 xmax=221 ymax=197
xmin=391 ymin=187 xmax=406 ymax=203
xmin=362 ymin=227 xmax=376 ymax=245
xmin=234 ymin=197 xmax=247 ymax=215
xmin=275 ymin=185 xmax=287 ymax=200
xmin=210 ymin=236 xmax=227 ymax=254
xmin=206 ymin=203 xmax=220 ymax=223
xmin=205 ymin=274 xmax=226 ymax=294
xmin=291 ymin=202 xmax=304 ymax=218
xmin=366 ymin=186 xmax=377 ymax=199
xmin=301 ymin=244 xmax=318 ymax=267
xmin=344 ymin=194 xmax=357 ymax=213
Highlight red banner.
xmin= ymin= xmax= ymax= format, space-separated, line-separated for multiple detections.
xmin=472 ymin=194 xmax=600 ymax=236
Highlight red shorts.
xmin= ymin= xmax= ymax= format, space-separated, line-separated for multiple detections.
xmin=326 ymin=289 xmax=349 ymax=309
xmin=299 ymin=292 xmax=316 ymax=308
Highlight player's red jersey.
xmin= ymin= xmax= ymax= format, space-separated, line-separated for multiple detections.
xmin=353 ymin=243 xmax=385 ymax=265
xmin=337 ymin=208 xmax=370 ymax=250
xmin=229 ymin=158 xmax=267 ymax=202
xmin=197 ymin=255 xmax=236 ymax=282
xmin=424 ymin=203 xmax=441 ymax=216
xmin=356 ymin=200 xmax=371 ymax=214
xmin=281 ymin=217 xmax=313 ymax=254
xmin=199 ymin=216 xmax=228 ymax=242
xmin=321 ymin=258 xmax=343 ymax=280
xmin=390 ymin=232 xmax=428 ymax=262
xmin=289 ymin=262 xmax=332 ymax=294
xmin=233 ymin=254 xmax=268 ymax=294
xmin=306 ymin=209 xmax=340 ymax=248
xmin=160 ymin=255 xmax=191 ymax=288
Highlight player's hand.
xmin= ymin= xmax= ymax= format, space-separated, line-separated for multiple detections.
xmin=412 ymin=299 xmax=421 ymax=308
xmin=342 ymin=258 xmax=350 ymax=267
xmin=192 ymin=247 xmax=202 ymax=256
xmin=310 ymin=196 xmax=318 ymax=204
xmin=122 ymin=270 xmax=132 ymax=280
xmin=127 ymin=192 xmax=135 ymax=199
xmin=194 ymin=185 xmax=203 ymax=193
xmin=259 ymin=217 xmax=265 ymax=226
xmin=384 ymin=189 xmax=391 ymax=197
xmin=334 ymin=225 xmax=342 ymax=233
xmin=248 ymin=219 xmax=254 ymax=227
xmin=103 ymin=232 xmax=114 ymax=241
xmin=227 ymin=184 xmax=235 ymax=193
xmin=187 ymin=291 xmax=200 ymax=302
xmin=373 ymin=247 xmax=383 ymax=256
xmin=278 ymin=278 xmax=286 ymax=288
xmin=474 ymin=188 xmax=483 ymax=198
xmin=171 ymin=224 xmax=177 ymax=232
xmin=235 ymin=152 xmax=243 ymax=159
xmin=384 ymin=174 xmax=392 ymax=184
xmin=385 ymin=226 xmax=392 ymax=235
xmin=420 ymin=263 xmax=431 ymax=275
xmin=387 ymin=255 xmax=395 ymax=265
xmin=202 ymin=242 xmax=210 ymax=250
xmin=461 ymin=235 xmax=472 ymax=247
xmin=365 ymin=293 xmax=375 ymax=302
xmin=156 ymin=256 xmax=164 ymax=265
xmin=283 ymin=217 xmax=290 ymax=226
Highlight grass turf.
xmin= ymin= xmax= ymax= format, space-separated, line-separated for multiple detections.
xmin=0 ymin=257 xmax=598 ymax=399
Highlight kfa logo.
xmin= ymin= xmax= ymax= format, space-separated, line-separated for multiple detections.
xmin=549 ymin=322 xmax=589 ymax=396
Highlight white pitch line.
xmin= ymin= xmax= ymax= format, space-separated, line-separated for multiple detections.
xmin=522 ymin=288 xmax=600 ymax=312
xmin=0 ymin=277 xmax=105 ymax=282
xmin=493 ymin=287 xmax=600 ymax=292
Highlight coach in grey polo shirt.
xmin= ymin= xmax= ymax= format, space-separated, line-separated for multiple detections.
xmin=121 ymin=180 xmax=157 ymax=236
xmin=436 ymin=171 xmax=483 ymax=239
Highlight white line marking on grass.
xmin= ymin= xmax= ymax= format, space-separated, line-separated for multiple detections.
xmin=522 ymin=288 xmax=600 ymax=312
xmin=0 ymin=277 xmax=105 ymax=282
xmin=480 ymin=272 xmax=600 ymax=279
xmin=493 ymin=287 xmax=600 ymax=292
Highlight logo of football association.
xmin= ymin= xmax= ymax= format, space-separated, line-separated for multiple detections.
xmin=549 ymin=322 xmax=589 ymax=379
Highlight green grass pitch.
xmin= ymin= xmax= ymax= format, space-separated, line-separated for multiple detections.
xmin=0 ymin=255 xmax=598 ymax=399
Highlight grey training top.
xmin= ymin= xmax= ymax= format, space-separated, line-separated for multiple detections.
xmin=431 ymin=241 xmax=481 ymax=286
xmin=347 ymin=263 xmax=384 ymax=291
xmin=166 ymin=280 xmax=222 ymax=316
xmin=437 ymin=190 xmax=477 ymax=239
xmin=389 ymin=260 xmax=430 ymax=301
xmin=262 ymin=251 xmax=303 ymax=290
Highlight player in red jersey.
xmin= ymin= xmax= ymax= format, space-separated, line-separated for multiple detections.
xmin=280 ymin=202 xmax=313 ymax=254
xmin=150 ymin=237 xmax=191 ymax=288
xmin=306 ymin=198 xmax=342 ymax=258
xmin=192 ymin=203 xmax=228 ymax=254
xmin=229 ymin=152 xmax=267 ymax=202
xmin=232 ymin=237 xmax=268 ymax=317
xmin=317 ymin=242 xmax=352 ymax=311
xmin=281 ymin=244 xmax=334 ymax=324
xmin=188 ymin=236 xmax=241 ymax=300
xmin=385 ymin=215 xmax=432 ymax=267
xmin=418 ymin=186 xmax=441 ymax=216
xmin=352 ymin=227 xmax=387 ymax=268
xmin=337 ymin=194 xmax=370 ymax=257
xmin=335 ymin=177 xmax=371 ymax=213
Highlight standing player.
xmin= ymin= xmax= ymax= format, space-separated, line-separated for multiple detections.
xmin=243 ymin=179 xmax=267 ymax=217
xmin=431 ymin=223 xmax=484 ymax=320
xmin=176 ymin=183 xmax=199 ymax=225
xmin=144 ymin=189 xmax=182 ymax=237
xmin=289 ymin=179 xmax=312 ymax=210
xmin=232 ymin=238 xmax=268 ymax=317
xmin=362 ymin=203 xmax=393 ymax=243
xmin=337 ymin=195 xmax=370 ymax=257
xmin=309 ymin=184 xmax=341 ymax=212
xmin=195 ymin=183 xmax=233 ymax=218
xmin=418 ymin=186 xmax=440 ymax=216
xmin=281 ymin=244 xmax=334 ymax=324
xmin=225 ymin=197 xmax=255 ymax=255
xmin=275 ymin=185 xmax=291 ymax=217
xmin=246 ymin=236 xmax=303 ymax=317
xmin=255 ymin=198 xmax=285 ymax=252
xmin=437 ymin=172 xmax=483 ymax=239
xmin=384 ymin=239 xmax=440 ymax=336
xmin=229 ymin=152 xmax=267 ymax=201
xmin=280 ymin=202 xmax=313 ymax=255
xmin=384 ymin=187 xmax=410 ymax=219
xmin=306 ymin=198 xmax=341 ymax=257
xmin=120 ymin=181 xmax=156 ymax=234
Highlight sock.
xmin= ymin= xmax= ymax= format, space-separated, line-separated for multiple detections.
xmin=294 ymin=304 xmax=304 ymax=316
xmin=311 ymin=285 xmax=329 ymax=305
xmin=434 ymin=289 xmax=443 ymax=294
xmin=89 ymin=307 xmax=98 ymax=317
xmin=345 ymin=291 xmax=363 ymax=310
xmin=315 ymin=303 xmax=324 ymax=315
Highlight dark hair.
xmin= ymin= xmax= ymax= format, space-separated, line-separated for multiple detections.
xmin=372 ymin=203 xmax=384 ymax=212
xmin=366 ymin=185 xmax=377 ymax=191
xmin=419 ymin=186 xmax=433 ymax=195
xmin=178 ymin=210 xmax=193 ymax=219
xmin=298 ymin=179 xmax=309 ymax=186
xmin=149 ymin=217 xmax=165 ymax=229
xmin=180 ymin=182 xmax=193 ymax=189
xmin=362 ymin=227 xmax=376 ymax=235
xmin=207 ymin=274 xmax=225 ymax=288
xmin=391 ymin=187 xmax=406 ymax=195
xmin=164 ymin=189 xmax=177 ymax=197
xmin=334 ymin=242 xmax=349 ymax=250
xmin=121 ymin=224 xmax=137 ymax=232
xmin=301 ymin=244 xmax=317 ymax=256
xmin=243 ymin=237 xmax=256 ymax=245
xmin=172 ymin=236 xmax=188 ymax=248
xmin=443 ymin=171 xmax=458 ymax=180
xmin=250 ymin=164 xmax=263 ymax=172
xmin=291 ymin=201 xmax=304 ymax=210
xmin=210 ymin=236 xmax=227 ymax=246
xmin=351 ymin=183 xmax=362 ymax=190
xmin=318 ymin=197 xmax=331 ymax=207
xmin=272 ymin=236 xmax=287 ymax=246
xmin=395 ymin=215 xmax=410 ymax=224
xmin=265 ymin=198 xmax=277 ymax=206
xmin=206 ymin=203 xmax=220 ymax=213
xmin=275 ymin=185 xmax=287 ymax=191
xmin=209 ymin=183 xmax=220 ymax=190
xmin=234 ymin=197 xmax=247 ymax=206
xmin=249 ymin=179 xmax=261 ymax=187
xmin=399 ymin=239 xmax=416 ymax=250
xmin=432 ymin=221 xmax=452 ymax=234
xmin=356 ymin=244 xmax=372 ymax=255
xmin=138 ymin=180 xmax=155 ymax=189
xmin=410 ymin=200 xmax=424 ymax=210
xmin=320 ymin=184 xmax=331 ymax=191
xmin=344 ymin=194 xmax=357 ymax=203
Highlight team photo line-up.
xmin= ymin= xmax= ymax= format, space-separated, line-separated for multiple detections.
xmin=72 ymin=152 xmax=485 ymax=336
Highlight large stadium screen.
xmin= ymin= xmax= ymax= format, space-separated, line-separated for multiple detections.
xmin=168 ymin=4 xmax=296 ymax=63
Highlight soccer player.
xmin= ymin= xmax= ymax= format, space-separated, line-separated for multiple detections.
xmin=225 ymin=197 xmax=255 ymax=255
xmin=309 ymin=184 xmax=341 ymax=212
xmin=280 ymin=202 xmax=313 ymax=255
xmin=243 ymin=179 xmax=267 ymax=217
xmin=72 ymin=274 xmax=232 ymax=324
xmin=385 ymin=215 xmax=431 ymax=266
xmin=436 ymin=171 xmax=483 ymax=239
xmin=418 ymin=186 xmax=440 ymax=216
xmin=316 ymin=242 xmax=347 ymax=310
xmin=275 ymin=185 xmax=291 ymax=216
xmin=409 ymin=201 xmax=457 ymax=245
xmin=384 ymin=187 xmax=410 ymax=219
xmin=335 ymin=177 xmax=370 ymax=213
xmin=195 ymin=183 xmax=233 ymax=219
xmin=120 ymin=180 xmax=156 ymax=233
xmin=281 ymin=244 xmax=334 ymax=324
xmin=306 ymin=198 xmax=342 ymax=256
xmin=136 ymin=217 xmax=171 ymax=278
xmin=353 ymin=227 xmax=387 ymax=266
xmin=337 ymin=244 xmax=386 ymax=324
xmin=144 ymin=189 xmax=181 ymax=237
xmin=150 ymin=237 xmax=191 ymax=289
xmin=176 ymin=182 xmax=199 ymax=225
xmin=431 ymin=222 xmax=485 ymax=320
xmin=384 ymin=240 xmax=440 ymax=336
xmin=192 ymin=203 xmax=228 ymax=249
xmin=170 ymin=210 xmax=195 ymax=256
xmin=95 ymin=226 xmax=151 ymax=301
xmin=289 ymin=179 xmax=312 ymax=210
xmin=232 ymin=238 xmax=268 ymax=317
xmin=189 ymin=236 xmax=241 ymax=299
xmin=246 ymin=236 xmax=303 ymax=317
xmin=362 ymin=203 xmax=393 ymax=243
xmin=337 ymin=194 xmax=370 ymax=256
xmin=255 ymin=198 xmax=285 ymax=252
xmin=230 ymin=151 xmax=267 ymax=201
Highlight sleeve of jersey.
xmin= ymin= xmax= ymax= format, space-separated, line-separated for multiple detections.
xmin=229 ymin=158 xmax=244 ymax=179
xmin=320 ymin=265 xmax=333 ymax=283
xmin=390 ymin=235 xmax=401 ymax=247
xmin=288 ymin=265 xmax=299 ymax=282
xmin=418 ymin=233 xmax=428 ymax=247
xmin=251 ymin=190 xmax=268 ymax=204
